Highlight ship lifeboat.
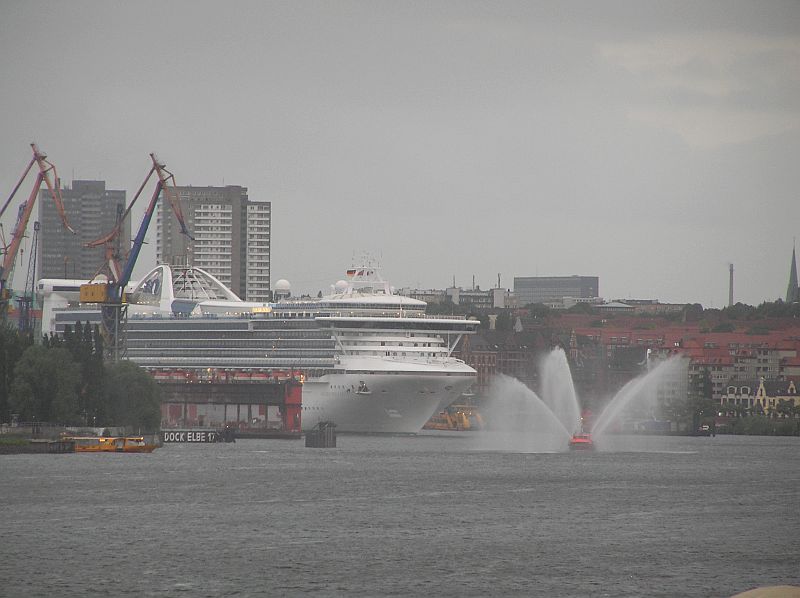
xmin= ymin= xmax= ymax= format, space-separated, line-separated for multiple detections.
xmin=569 ymin=432 xmax=594 ymax=450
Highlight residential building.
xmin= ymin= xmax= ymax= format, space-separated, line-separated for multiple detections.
xmin=653 ymin=337 xmax=798 ymax=402
xmin=619 ymin=299 xmax=685 ymax=315
xmin=514 ymin=275 xmax=599 ymax=306
xmin=457 ymin=334 xmax=497 ymax=394
xmin=455 ymin=332 xmax=538 ymax=394
xmin=398 ymin=286 xmax=515 ymax=309
xmin=721 ymin=379 xmax=800 ymax=415
xmin=156 ymin=185 xmax=271 ymax=301
xmin=596 ymin=301 xmax=635 ymax=314
xmin=446 ymin=286 xmax=515 ymax=309
xmin=398 ymin=288 xmax=448 ymax=304
xmin=38 ymin=180 xmax=129 ymax=280
xmin=545 ymin=296 xmax=603 ymax=310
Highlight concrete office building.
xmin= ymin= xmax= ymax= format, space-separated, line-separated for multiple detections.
xmin=38 ymin=180 xmax=129 ymax=280
xmin=513 ymin=275 xmax=599 ymax=305
xmin=156 ymin=185 xmax=271 ymax=301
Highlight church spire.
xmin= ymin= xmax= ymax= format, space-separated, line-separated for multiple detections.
xmin=787 ymin=244 xmax=799 ymax=303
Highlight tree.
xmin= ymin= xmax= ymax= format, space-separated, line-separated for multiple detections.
xmin=493 ymin=310 xmax=513 ymax=331
xmin=526 ymin=303 xmax=551 ymax=319
xmin=719 ymin=302 xmax=756 ymax=321
xmin=105 ymin=360 xmax=162 ymax=432
xmin=682 ymin=303 xmax=704 ymax=322
xmin=62 ymin=321 xmax=107 ymax=425
xmin=775 ymin=399 xmax=794 ymax=419
xmin=9 ymin=346 xmax=81 ymax=424
xmin=566 ymin=302 xmax=595 ymax=315
xmin=0 ymin=323 xmax=34 ymax=423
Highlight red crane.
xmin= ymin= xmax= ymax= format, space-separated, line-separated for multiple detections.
xmin=0 ymin=143 xmax=75 ymax=314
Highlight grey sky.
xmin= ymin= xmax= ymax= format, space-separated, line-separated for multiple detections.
xmin=1 ymin=1 xmax=798 ymax=307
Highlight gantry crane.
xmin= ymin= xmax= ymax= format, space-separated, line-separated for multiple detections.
xmin=16 ymin=221 xmax=40 ymax=334
xmin=0 ymin=143 xmax=75 ymax=321
xmin=80 ymin=153 xmax=193 ymax=360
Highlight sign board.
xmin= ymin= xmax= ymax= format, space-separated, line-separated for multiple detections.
xmin=162 ymin=429 xmax=218 ymax=443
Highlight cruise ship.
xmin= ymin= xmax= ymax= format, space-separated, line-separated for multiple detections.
xmin=43 ymin=264 xmax=478 ymax=433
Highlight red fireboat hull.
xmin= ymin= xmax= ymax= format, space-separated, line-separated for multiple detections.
xmin=569 ymin=433 xmax=594 ymax=450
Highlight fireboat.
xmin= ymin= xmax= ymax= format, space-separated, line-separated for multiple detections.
xmin=569 ymin=430 xmax=594 ymax=451
xmin=569 ymin=412 xmax=595 ymax=450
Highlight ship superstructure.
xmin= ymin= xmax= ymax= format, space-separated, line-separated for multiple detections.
xmin=271 ymin=267 xmax=478 ymax=432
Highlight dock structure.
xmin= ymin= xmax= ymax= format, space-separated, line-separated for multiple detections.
xmin=305 ymin=421 xmax=337 ymax=448
xmin=48 ymin=438 xmax=76 ymax=453
xmin=153 ymin=368 xmax=303 ymax=438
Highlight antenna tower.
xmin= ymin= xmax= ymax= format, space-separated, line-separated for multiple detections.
xmin=728 ymin=263 xmax=734 ymax=307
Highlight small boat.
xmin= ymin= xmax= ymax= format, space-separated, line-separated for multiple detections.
xmin=66 ymin=436 xmax=159 ymax=453
xmin=569 ymin=432 xmax=594 ymax=450
xmin=423 ymin=405 xmax=483 ymax=431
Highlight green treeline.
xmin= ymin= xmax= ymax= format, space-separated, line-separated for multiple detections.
xmin=722 ymin=415 xmax=800 ymax=436
xmin=0 ymin=322 xmax=160 ymax=432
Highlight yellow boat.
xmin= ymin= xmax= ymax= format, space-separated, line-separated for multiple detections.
xmin=423 ymin=405 xmax=483 ymax=431
xmin=66 ymin=436 xmax=159 ymax=453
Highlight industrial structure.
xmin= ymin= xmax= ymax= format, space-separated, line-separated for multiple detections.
xmin=156 ymin=185 xmax=271 ymax=301
xmin=0 ymin=143 xmax=74 ymax=323
xmin=80 ymin=153 xmax=192 ymax=360
xmin=729 ymin=263 xmax=734 ymax=307
xmin=156 ymin=368 xmax=303 ymax=437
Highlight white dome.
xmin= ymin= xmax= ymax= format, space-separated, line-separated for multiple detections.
xmin=275 ymin=279 xmax=291 ymax=291
xmin=334 ymin=280 xmax=348 ymax=292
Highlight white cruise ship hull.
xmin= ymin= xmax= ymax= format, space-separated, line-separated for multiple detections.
xmin=302 ymin=358 xmax=476 ymax=434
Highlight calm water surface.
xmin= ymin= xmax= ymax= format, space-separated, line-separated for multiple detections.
xmin=1 ymin=434 xmax=798 ymax=597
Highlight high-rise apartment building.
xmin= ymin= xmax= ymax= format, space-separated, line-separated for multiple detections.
xmin=156 ymin=185 xmax=271 ymax=301
xmin=513 ymin=275 xmax=599 ymax=306
xmin=38 ymin=180 xmax=129 ymax=280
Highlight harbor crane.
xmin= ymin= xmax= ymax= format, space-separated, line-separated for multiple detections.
xmin=16 ymin=221 xmax=41 ymax=334
xmin=80 ymin=153 xmax=193 ymax=360
xmin=0 ymin=143 xmax=75 ymax=321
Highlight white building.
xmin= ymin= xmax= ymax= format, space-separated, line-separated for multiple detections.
xmin=156 ymin=185 xmax=271 ymax=301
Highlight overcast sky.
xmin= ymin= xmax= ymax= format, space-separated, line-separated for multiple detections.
xmin=1 ymin=1 xmax=798 ymax=307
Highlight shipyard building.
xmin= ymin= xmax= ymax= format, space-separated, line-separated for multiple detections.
xmin=38 ymin=180 xmax=130 ymax=280
xmin=156 ymin=185 xmax=271 ymax=301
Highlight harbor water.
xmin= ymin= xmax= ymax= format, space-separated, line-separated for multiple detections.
xmin=1 ymin=434 xmax=798 ymax=597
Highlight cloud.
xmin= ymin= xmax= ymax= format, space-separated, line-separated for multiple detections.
xmin=598 ymin=31 xmax=800 ymax=148
xmin=629 ymin=106 xmax=800 ymax=149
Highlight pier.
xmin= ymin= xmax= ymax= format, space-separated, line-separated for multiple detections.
xmin=154 ymin=368 xmax=303 ymax=438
